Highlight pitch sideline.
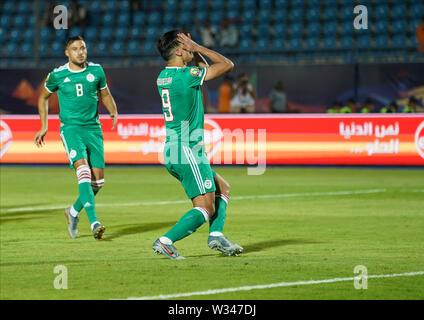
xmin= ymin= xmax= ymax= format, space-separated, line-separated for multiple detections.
xmin=1 ymin=188 xmax=387 ymax=213
xmin=123 ymin=271 xmax=424 ymax=300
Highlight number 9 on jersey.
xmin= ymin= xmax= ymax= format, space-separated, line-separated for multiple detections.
xmin=161 ymin=89 xmax=173 ymax=122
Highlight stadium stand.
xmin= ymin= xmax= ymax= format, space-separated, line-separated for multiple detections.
xmin=0 ymin=0 xmax=423 ymax=67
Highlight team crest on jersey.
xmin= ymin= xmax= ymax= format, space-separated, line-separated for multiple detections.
xmin=86 ymin=73 xmax=95 ymax=82
xmin=204 ymin=179 xmax=212 ymax=189
xmin=190 ymin=67 xmax=201 ymax=77
xmin=70 ymin=149 xmax=77 ymax=159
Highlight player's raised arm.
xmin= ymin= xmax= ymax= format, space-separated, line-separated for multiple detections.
xmin=99 ymin=87 xmax=118 ymax=130
xmin=177 ymin=33 xmax=234 ymax=81
xmin=34 ymin=86 xmax=52 ymax=147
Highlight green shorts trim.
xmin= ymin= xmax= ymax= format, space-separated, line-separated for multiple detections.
xmin=164 ymin=144 xmax=216 ymax=199
xmin=60 ymin=125 xmax=105 ymax=169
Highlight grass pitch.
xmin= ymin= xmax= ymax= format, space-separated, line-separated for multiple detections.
xmin=0 ymin=166 xmax=423 ymax=300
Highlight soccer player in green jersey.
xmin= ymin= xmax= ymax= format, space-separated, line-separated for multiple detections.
xmin=153 ymin=31 xmax=243 ymax=259
xmin=34 ymin=36 xmax=118 ymax=240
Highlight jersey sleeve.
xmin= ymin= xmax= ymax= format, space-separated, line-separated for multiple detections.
xmin=44 ymin=71 xmax=58 ymax=93
xmin=97 ymin=66 xmax=108 ymax=90
xmin=185 ymin=66 xmax=207 ymax=88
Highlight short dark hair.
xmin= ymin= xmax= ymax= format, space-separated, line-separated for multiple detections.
xmin=65 ymin=36 xmax=85 ymax=48
xmin=156 ymin=30 xmax=183 ymax=61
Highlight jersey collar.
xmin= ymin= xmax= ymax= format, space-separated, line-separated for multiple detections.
xmin=66 ymin=62 xmax=87 ymax=73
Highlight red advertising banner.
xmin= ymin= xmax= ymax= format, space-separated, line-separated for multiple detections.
xmin=1 ymin=114 xmax=423 ymax=165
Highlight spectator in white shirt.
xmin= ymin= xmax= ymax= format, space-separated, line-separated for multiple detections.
xmin=230 ymin=74 xmax=256 ymax=113
xmin=269 ymin=81 xmax=289 ymax=113
xmin=218 ymin=20 xmax=239 ymax=48
xmin=199 ymin=20 xmax=217 ymax=48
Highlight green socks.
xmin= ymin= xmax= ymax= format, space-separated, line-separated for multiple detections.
xmin=75 ymin=165 xmax=98 ymax=225
xmin=209 ymin=195 xmax=228 ymax=234
xmin=162 ymin=194 xmax=229 ymax=244
xmin=77 ymin=181 xmax=98 ymax=225
xmin=164 ymin=207 xmax=208 ymax=242
xmin=72 ymin=185 xmax=101 ymax=214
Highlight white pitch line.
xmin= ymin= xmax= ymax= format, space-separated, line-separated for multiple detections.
xmin=230 ymin=188 xmax=387 ymax=200
xmin=0 ymin=189 xmax=387 ymax=213
xmin=124 ymin=271 xmax=424 ymax=300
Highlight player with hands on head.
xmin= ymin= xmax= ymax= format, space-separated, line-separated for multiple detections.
xmin=153 ymin=30 xmax=243 ymax=259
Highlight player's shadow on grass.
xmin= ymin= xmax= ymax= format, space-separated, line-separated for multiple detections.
xmin=0 ymin=203 xmax=50 ymax=210
xmin=104 ymin=221 xmax=176 ymax=241
xmin=0 ymin=209 xmax=62 ymax=224
xmin=242 ymin=238 xmax=321 ymax=254
xmin=188 ymin=238 xmax=322 ymax=258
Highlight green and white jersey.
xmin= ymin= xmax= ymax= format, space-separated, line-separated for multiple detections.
xmin=45 ymin=62 xmax=107 ymax=126
xmin=156 ymin=66 xmax=207 ymax=147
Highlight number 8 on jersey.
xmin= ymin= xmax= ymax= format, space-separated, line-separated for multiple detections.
xmin=76 ymin=83 xmax=83 ymax=97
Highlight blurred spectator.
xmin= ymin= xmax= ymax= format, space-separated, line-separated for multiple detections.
xmin=402 ymin=96 xmax=423 ymax=113
xmin=269 ymin=80 xmax=289 ymax=113
xmin=130 ymin=0 xmax=141 ymax=25
xmin=130 ymin=0 xmax=141 ymax=12
xmin=218 ymin=20 xmax=239 ymax=48
xmin=340 ymin=99 xmax=357 ymax=113
xmin=218 ymin=75 xmax=234 ymax=113
xmin=380 ymin=101 xmax=398 ymax=113
xmin=347 ymin=99 xmax=358 ymax=112
xmin=327 ymin=101 xmax=342 ymax=113
xmin=360 ymin=99 xmax=375 ymax=113
xmin=41 ymin=1 xmax=55 ymax=28
xmin=230 ymin=74 xmax=256 ymax=113
xmin=68 ymin=0 xmax=88 ymax=27
xmin=415 ymin=17 xmax=424 ymax=53
xmin=199 ymin=21 xmax=217 ymax=48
